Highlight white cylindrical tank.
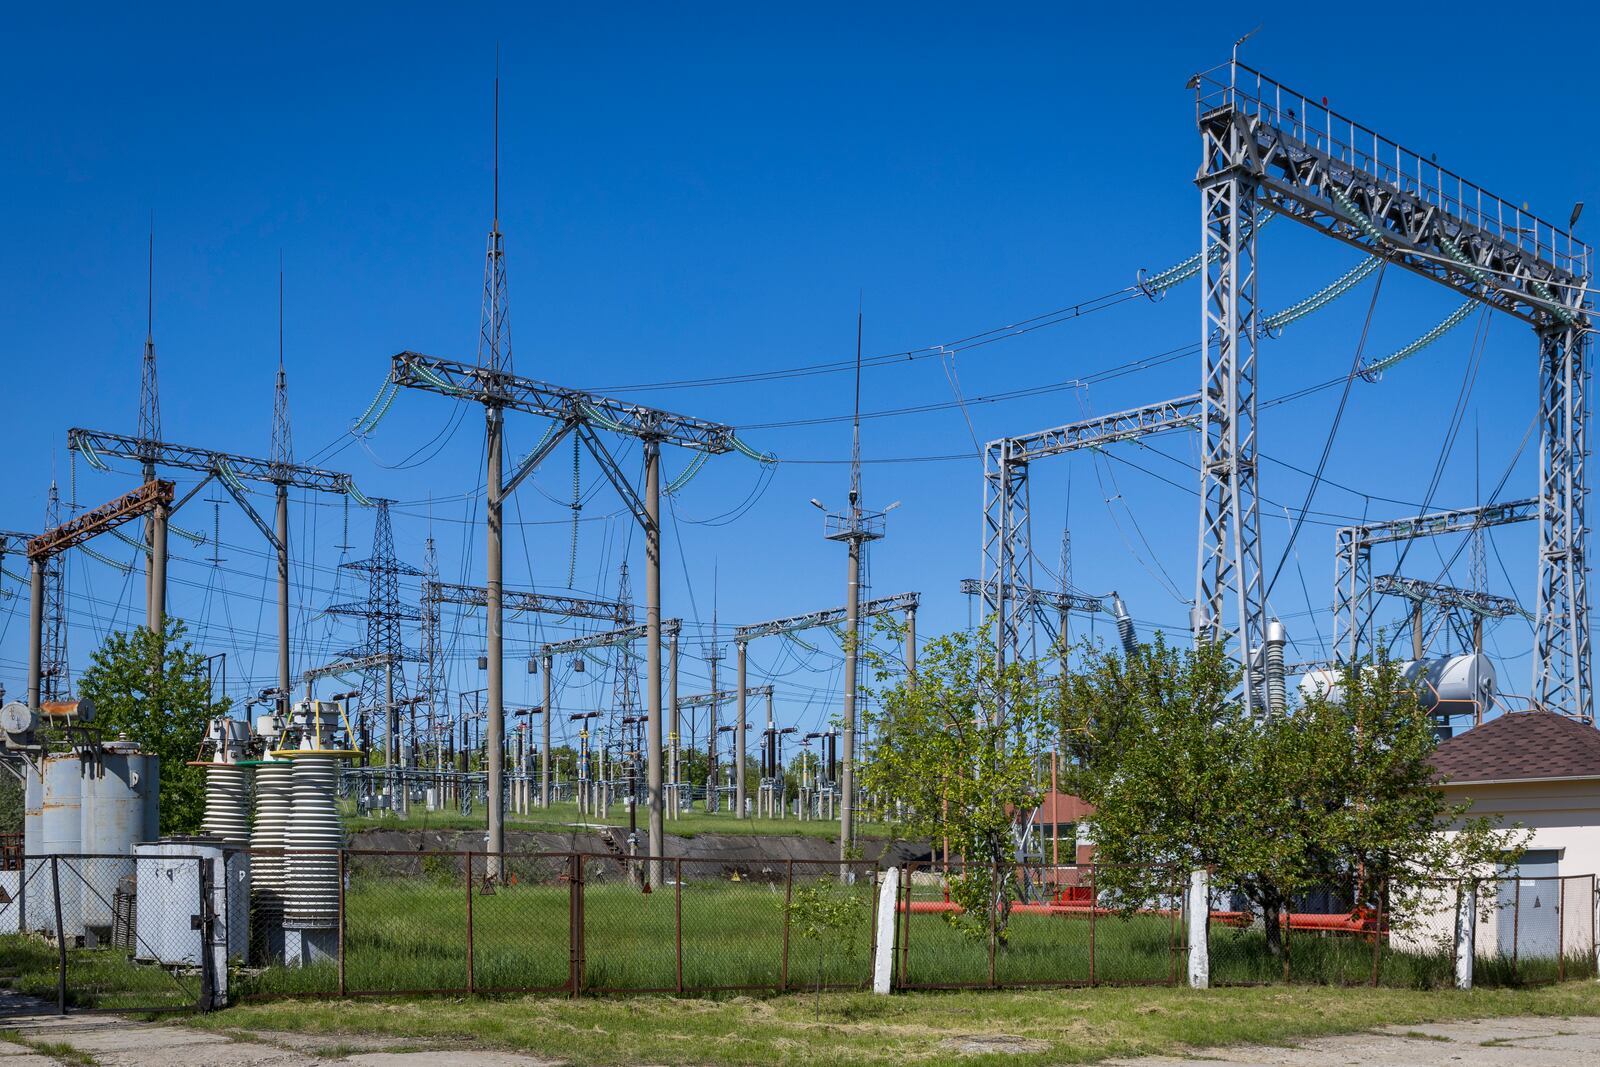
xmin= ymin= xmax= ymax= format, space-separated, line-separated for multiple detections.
xmin=249 ymin=760 xmax=293 ymax=962
xmin=79 ymin=744 xmax=159 ymax=932
xmin=41 ymin=753 xmax=84 ymax=939
xmin=282 ymin=755 xmax=341 ymax=931
xmin=22 ymin=760 xmax=47 ymax=934
xmin=1403 ymin=654 xmax=1497 ymax=718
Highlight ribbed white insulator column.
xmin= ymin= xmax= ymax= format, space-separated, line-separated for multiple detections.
xmin=250 ymin=761 xmax=294 ymax=931
xmin=284 ymin=755 xmax=342 ymax=929
xmin=204 ymin=764 xmax=253 ymax=848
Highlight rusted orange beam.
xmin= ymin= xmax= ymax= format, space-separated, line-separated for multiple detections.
xmin=27 ymin=479 xmax=173 ymax=561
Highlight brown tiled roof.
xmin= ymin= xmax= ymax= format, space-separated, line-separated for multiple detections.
xmin=1430 ymin=711 xmax=1600 ymax=784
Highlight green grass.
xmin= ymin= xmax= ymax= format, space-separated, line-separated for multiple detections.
xmin=0 ymin=935 xmax=201 ymax=1011
xmin=240 ymin=869 xmax=877 ymax=997
xmin=193 ymin=981 xmax=1600 ymax=1066
xmin=341 ymin=798 xmax=892 ymax=841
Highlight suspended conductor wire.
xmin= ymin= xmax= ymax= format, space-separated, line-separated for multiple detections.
xmin=1264 ymin=260 xmax=1387 ymax=604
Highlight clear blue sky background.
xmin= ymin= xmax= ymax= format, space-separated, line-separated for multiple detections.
xmin=2 ymin=3 xmax=1594 ymax=746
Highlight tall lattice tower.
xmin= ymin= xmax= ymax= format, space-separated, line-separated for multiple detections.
xmin=325 ymin=499 xmax=422 ymax=726
xmin=478 ymin=69 xmax=511 ymax=374
xmin=608 ymin=563 xmax=641 ymax=753
xmin=419 ymin=534 xmax=446 ymax=751
xmin=137 ymin=229 xmax=160 ymax=476
xmin=41 ymin=482 xmax=69 ymax=700
xmin=271 ymin=269 xmax=294 ymax=473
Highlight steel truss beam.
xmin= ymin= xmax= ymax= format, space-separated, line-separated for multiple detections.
xmin=68 ymin=428 xmax=354 ymax=493
xmin=28 ymin=480 xmax=173 ymax=561
xmin=1335 ymin=498 xmax=1539 ymax=665
xmin=304 ymin=652 xmax=397 ymax=684
xmin=391 ymin=353 xmax=738 ymax=453
xmin=677 ymin=684 xmax=774 ymax=709
xmin=542 ymin=618 xmax=682 ymax=657
xmin=424 ymin=580 xmax=630 ymax=623
xmin=731 ymin=592 xmax=920 ymax=644
xmin=982 ymin=397 xmax=1199 ymax=673
xmin=1193 ymin=61 xmax=1593 ymax=721
xmin=1374 ymin=575 xmax=1521 ymax=619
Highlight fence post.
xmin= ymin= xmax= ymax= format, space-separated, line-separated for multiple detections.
xmin=463 ymin=851 xmax=475 ymax=995
xmin=49 ymin=856 xmax=65 ymax=1016
xmin=872 ymin=867 xmax=899 ymax=995
xmin=779 ymin=859 xmax=791 ymax=993
xmin=676 ymin=857 xmax=684 ymax=994
xmin=1187 ymin=869 xmax=1209 ymax=989
xmin=337 ymin=849 xmax=347 ymax=997
xmin=1454 ymin=880 xmax=1474 ymax=990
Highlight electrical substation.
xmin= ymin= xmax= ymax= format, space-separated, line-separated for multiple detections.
xmin=0 ymin=52 xmax=1592 ymax=1006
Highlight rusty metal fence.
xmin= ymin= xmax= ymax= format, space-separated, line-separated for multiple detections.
xmin=893 ymin=862 xmax=1187 ymax=989
xmin=233 ymin=849 xmax=878 ymax=1000
xmin=0 ymin=853 xmax=213 ymax=1013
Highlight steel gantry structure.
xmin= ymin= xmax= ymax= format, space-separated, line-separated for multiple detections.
xmin=69 ymin=427 xmax=359 ymax=711
xmin=981 ymin=394 xmax=1201 ymax=682
xmin=24 ymin=480 xmax=173 ymax=711
xmin=731 ymin=591 xmax=919 ymax=828
xmin=427 ymin=579 xmax=632 ymax=808
xmin=1190 ymin=61 xmax=1592 ymax=720
xmin=1333 ymin=498 xmax=1538 ymax=665
xmin=1373 ymin=574 xmax=1523 ymax=661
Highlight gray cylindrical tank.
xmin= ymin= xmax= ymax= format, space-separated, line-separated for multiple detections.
xmin=79 ymin=746 xmax=160 ymax=931
xmin=41 ymin=753 xmax=84 ymax=938
xmin=22 ymin=760 xmax=46 ymax=934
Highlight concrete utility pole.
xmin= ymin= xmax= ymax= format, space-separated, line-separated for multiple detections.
xmin=817 ymin=311 xmax=888 ymax=865
xmin=390 ymin=76 xmax=753 ymax=875
xmin=734 ymin=641 xmax=747 ymax=818
xmin=643 ymin=441 xmax=665 ymax=867
xmin=485 ymin=402 xmax=505 ymax=877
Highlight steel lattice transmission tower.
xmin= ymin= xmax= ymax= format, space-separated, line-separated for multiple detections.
xmin=41 ymin=482 xmax=69 ymax=700
xmin=326 ymin=499 xmax=422 ymax=730
xmin=1191 ymin=60 xmax=1592 ymax=721
xmin=419 ymin=534 xmax=447 ymax=757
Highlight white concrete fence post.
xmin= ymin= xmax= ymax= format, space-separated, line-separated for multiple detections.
xmin=1454 ymin=881 xmax=1475 ymax=991
xmin=873 ymin=867 xmax=900 ymax=994
xmin=1187 ymin=868 xmax=1209 ymax=989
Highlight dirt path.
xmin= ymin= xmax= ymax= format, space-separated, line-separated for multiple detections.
xmin=0 ymin=990 xmax=554 ymax=1066
xmin=1105 ymin=1014 xmax=1600 ymax=1067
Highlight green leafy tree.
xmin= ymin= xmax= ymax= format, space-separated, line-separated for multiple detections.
xmin=1061 ymin=636 xmax=1525 ymax=957
xmin=862 ymin=624 xmax=1049 ymax=942
xmin=784 ymin=876 xmax=868 ymax=1009
xmin=77 ymin=617 xmax=226 ymax=835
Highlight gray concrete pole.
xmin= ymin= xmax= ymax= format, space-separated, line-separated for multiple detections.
xmin=643 ymin=441 xmax=665 ymax=880
xmin=735 ymin=641 xmax=747 ymax=819
xmin=905 ymin=607 xmax=916 ymax=681
xmin=541 ymin=655 xmax=553 ymax=808
xmin=27 ymin=559 xmax=44 ymax=711
xmin=668 ymin=631 xmax=679 ymax=818
xmin=385 ymin=661 xmax=396 ymax=765
xmin=143 ymin=459 xmax=156 ymax=625
xmin=485 ymin=407 xmax=506 ymax=877
xmin=149 ymin=499 xmax=169 ymax=633
xmin=708 ymin=647 xmax=718 ymax=812
xmin=840 ymin=535 xmax=861 ymax=863
xmin=275 ymin=484 xmax=291 ymax=711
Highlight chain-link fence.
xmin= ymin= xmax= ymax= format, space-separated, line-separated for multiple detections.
xmin=894 ymin=862 xmax=1185 ymax=989
xmin=0 ymin=854 xmax=212 ymax=1012
xmin=14 ymin=848 xmax=1590 ymax=1008
xmin=1204 ymin=873 xmax=1598 ymax=989
xmin=232 ymin=849 xmax=878 ymax=1000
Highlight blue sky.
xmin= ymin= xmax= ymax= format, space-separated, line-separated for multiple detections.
xmin=2 ymin=3 xmax=1594 ymax=745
